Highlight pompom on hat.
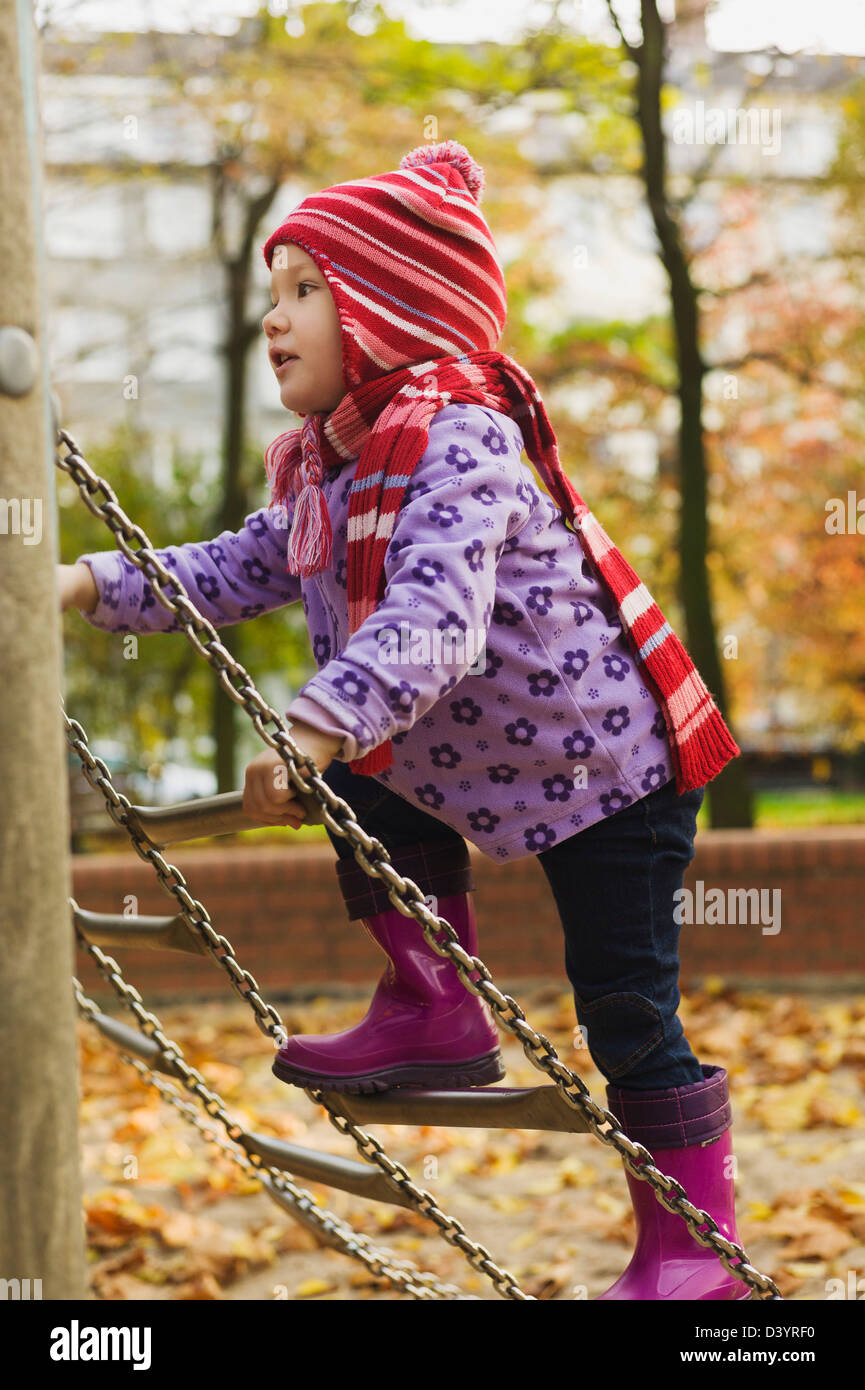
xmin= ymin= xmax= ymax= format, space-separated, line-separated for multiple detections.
xmin=398 ymin=139 xmax=485 ymax=199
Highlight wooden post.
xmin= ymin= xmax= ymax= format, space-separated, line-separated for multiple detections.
xmin=0 ymin=0 xmax=86 ymax=1299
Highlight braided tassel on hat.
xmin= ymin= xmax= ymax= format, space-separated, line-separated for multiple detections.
xmin=263 ymin=415 xmax=332 ymax=577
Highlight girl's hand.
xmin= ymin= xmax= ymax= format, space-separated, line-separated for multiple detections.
xmin=242 ymin=724 xmax=343 ymax=827
xmin=58 ymin=562 xmax=99 ymax=614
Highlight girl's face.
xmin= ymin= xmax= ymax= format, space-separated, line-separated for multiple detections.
xmin=262 ymin=244 xmax=347 ymax=415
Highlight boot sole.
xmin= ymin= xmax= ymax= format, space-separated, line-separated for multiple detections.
xmin=272 ymin=1047 xmax=506 ymax=1094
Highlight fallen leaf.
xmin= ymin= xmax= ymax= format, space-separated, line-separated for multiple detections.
xmin=745 ymin=1200 xmax=775 ymax=1221
xmin=489 ymin=1194 xmax=527 ymax=1214
xmin=522 ymin=1259 xmax=575 ymax=1299
xmin=295 ymin=1278 xmax=338 ymax=1298
xmin=159 ymin=1213 xmax=198 ymax=1248
xmin=785 ymin=1261 xmax=828 ymax=1279
xmin=174 ymin=1272 xmax=224 ymax=1300
xmin=557 ymin=1156 xmax=598 ymax=1188
xmin=784 ymin=1220 xmax=855 ymax=1262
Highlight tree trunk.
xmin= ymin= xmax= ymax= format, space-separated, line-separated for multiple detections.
xmin=211 ymin=253 xmax=250 ymax=794
xmin=211 ymin=176 xmax=280 ymax=795
xmin=633 ymin=0 xmax=753 ymax=827
xmin=0 ymin=0 xmax=86 ymax=1298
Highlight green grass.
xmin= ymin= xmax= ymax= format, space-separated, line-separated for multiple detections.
xmin=752 ymin=788 xmax=865 ymax=828
xmin=231 ymin=821 xmax=332 ymax=848
xmin=694 ymin=787 xmax=865 ymax=831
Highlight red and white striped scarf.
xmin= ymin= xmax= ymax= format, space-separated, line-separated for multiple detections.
xmin=265 ymin=350 xmax=740 ymax=788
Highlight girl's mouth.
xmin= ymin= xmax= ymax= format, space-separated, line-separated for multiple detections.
xmin=275 ymin=355 xmax=298 ymax=378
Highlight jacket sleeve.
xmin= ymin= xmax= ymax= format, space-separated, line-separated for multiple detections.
xmin=285 ymin=693 xmax=358 ymax=763
xmin=74 ymin=503 xmax=302 ymax=635
xmin=291 ymin=404 xmax=533 ymax=761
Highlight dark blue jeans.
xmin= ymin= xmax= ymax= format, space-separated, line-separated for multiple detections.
xmin=321 ymin=760 xmax=705 ymax=1091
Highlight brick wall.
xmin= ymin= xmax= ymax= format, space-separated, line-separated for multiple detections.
xmin=69 ymin=826 xmax=865 ymax=1003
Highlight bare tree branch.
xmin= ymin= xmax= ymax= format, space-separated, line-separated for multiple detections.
xmin=540 ymin=353 xmax=672 ymax=393
xmin=695 ymin=248 xmax=865 ymax=298
xmin=708 ymin=349 xmax=864 ymax=399
xmin=604 ymin=0 xmax=639 ymax=59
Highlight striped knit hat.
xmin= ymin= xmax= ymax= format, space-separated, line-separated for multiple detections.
xmin=260 ymin=142 xmax=740 ymax=790
xmin=262 ymin=140 xmax=505 ymax=388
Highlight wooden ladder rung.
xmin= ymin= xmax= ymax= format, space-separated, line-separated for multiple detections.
xmin=73 ymin=904 xmax=209 ymax=956
xmin=80 ymin=1008 xmax=412 ymax=1207
xmin=124 ymin=787 xmax=324 ymax=849
xmin=83 ymin=1009 xmax=591 ymax=1138
xmin=243 ymin=1132 xmax=415 ymax=1209
xmin=319 ymin=1085 xmax=592 ymax=1133
xmin=82 ymin=1008 xmax=183 ymax=1073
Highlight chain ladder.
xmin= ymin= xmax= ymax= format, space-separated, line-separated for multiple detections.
xmin=72 ymin=978 xmax=468 ymax=1300
xmin=57 ymin=425 xmax=782 ymax=1300
xmin=64 ymin=706 xmax=531 ymax=1301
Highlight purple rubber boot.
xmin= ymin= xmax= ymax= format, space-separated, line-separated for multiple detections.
xmin=596 ymin=1064 xmax=752 ymax=1300
xmin=273 ymin=841 xmax=505 ymax=1093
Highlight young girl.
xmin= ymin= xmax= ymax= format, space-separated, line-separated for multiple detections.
xmin=61 ymin=142 xmax=748 ymax=1299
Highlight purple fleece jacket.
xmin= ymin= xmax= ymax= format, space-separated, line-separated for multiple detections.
xmin=76 ymin=402 xmax=673 ymax=861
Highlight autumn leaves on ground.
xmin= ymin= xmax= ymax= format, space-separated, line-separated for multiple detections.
xmin=77 ymin=982 xmax=865 ymax=1301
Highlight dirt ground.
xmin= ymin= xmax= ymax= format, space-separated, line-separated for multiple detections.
xmin=76 ymin=980 xmax=865 ymax=1302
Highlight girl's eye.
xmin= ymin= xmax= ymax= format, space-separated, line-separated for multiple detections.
xmin=268 ymin=282 xmax=315 ymax=309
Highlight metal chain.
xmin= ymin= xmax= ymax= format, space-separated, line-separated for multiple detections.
xmin=64 ymin=705 xmax=532 ymax=1301
xmin=64 ymin=707 xmax=289 ymax=1047
xmin=58 ymin=430 xmax=531 ymax=1302
xmin=72 ymin=978 xmax=468 ymax=1300
xmin=57 ymin=425 xmax=782 ymax=1300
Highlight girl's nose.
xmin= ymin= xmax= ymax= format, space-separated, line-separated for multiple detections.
xmin=263 ymin=304 xmax=288 ymax=334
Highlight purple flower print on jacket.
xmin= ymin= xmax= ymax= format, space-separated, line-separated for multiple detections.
xmin=75 ymin=403 xmax=673 ymax=861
